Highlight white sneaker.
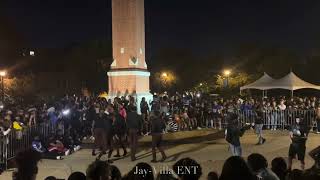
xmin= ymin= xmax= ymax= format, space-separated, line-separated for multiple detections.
xmin=75 ymin=145 xmax=81 ymax=151
xmin=83 ymin=137 xmax=87 ymax=140
xmin=317 ymin=131 xmax=320 ymax=134
xmin=65 ymin=149 xmax=70 ymax=156
xmin=197 ymin=127 xmax=202 ymax=130
xmin=56 ymin=156 xmax=62 ymax=160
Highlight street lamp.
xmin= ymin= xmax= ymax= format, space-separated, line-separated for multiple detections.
xmin=223 ymin=69 xmax=231 ymax=77
xmin=0 ymin=70 xmax=6 ymax=102
xmin=223 ymin=69 xmax=231 ymax=87
xmin=161 ymin=72 xmax=168 ymax=78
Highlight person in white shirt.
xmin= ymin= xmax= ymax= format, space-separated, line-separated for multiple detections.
xmin=278 ymin=100 xmax=287 ymax=129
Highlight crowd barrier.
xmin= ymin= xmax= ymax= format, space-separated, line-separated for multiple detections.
xmin=227 ymin=109 xmax=317 ymax=129
xmin=0 ymin=123 xmax=55 ymax=170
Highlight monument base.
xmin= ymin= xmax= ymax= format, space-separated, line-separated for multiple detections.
xmin=108 ymin=92 xmax=153 ymax=114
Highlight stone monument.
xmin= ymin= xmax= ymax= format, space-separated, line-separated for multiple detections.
xmin=107 ymin=0 xmax=153 ymax=113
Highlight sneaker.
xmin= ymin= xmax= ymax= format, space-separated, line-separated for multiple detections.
xmin=92 ymin=150 xmax=96 ymax=156
xmin=123 ymin=151 xmax=127 ymax=157
xmin=317 ymin=131 xmax=320 ymax=134
xmin=262 ymin=138 xmax=266 ymax=144
xmin=83 ymin=137 xmax=87 ymax=140
xmin=75 ymin=145 xmax=81 ymax=151
xmin=197 ymin=127 xmax=202 ymax=130
xmin=65 ymin=149 xmax=70 ymax=156
xmin=56 ymin=156 xmax=62 ymax=160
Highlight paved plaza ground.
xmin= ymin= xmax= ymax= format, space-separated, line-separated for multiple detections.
xmin=2 ymin=129 xmax=320 ymax=180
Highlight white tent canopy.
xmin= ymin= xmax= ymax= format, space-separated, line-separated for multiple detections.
xmin=263 ymin=72 xmax=320 ymax=91
xmin=240 ymin=72 xmax=275 ymax=91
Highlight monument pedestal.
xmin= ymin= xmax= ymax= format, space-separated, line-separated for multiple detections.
xmin=107 ymin=69 xmax=153 ymax=114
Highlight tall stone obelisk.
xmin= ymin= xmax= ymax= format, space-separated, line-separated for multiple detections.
xmin=108 ymin=0 xmax=152 ymax=113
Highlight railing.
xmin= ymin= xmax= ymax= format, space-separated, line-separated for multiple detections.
xmin=222 ymin=109 xmax=317 ymax=129
xmin=0 ymin=123 xmax=55 ymax=170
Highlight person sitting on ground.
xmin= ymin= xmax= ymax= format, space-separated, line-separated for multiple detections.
xmin=219 ymin=156 xmax=256 ymax=180
xmin=173 ymin=157 xmax=202 ymax=180
xmin=207 ymin=172 xmax=219 ymax=180
xmin=247 ymin=153 xmax=279 ymax=180
xmin=47 ymin=134 xmax=70 ymax=156
xmin=32 ymin=135 xmax=63 ymax=160
xmin=86 ymin=160 xmax=109 ymax=180
xmin=271 ymin=157 xmax=288 ymax=180
xmin=12 ymin=150 xmax=41 ymax=180
xmin=68 ymin=171 xmax=86 ymax=180
xmin=57 ymin=129 xmax=81 ymax=153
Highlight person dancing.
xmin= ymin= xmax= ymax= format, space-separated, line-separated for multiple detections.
xmin=288 ymin=114 xmax=308 ymax=170
xmin=92 ymin=108 xmax=107 ymax=157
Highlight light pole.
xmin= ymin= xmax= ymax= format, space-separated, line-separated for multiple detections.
xmin=223 ymin=69 xmax=231 ymax=87
xmin=0 ymin=71 xmax=6 ymax=102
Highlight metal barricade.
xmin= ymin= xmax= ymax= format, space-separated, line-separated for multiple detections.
xmin=0 ymin=123 xmax=55 ymax=170
xmin=235 ymin=109 xmax=316 ymax=129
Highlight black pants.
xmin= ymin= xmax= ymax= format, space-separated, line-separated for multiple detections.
xmin=41 ymin=152 xmax=61 ymax=160
xmin=128 ymin=129 xmax=138 ymax=160
xmin=109 ymin=133 xmax=126 ymax=157
xmin=152 ymin=133 xmax=166 ymax=161
xmin=317 ymin=118 xmax=320 ymax=132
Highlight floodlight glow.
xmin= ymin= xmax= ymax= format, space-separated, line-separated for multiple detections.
xmin=224 ymin=70 xmax=231 ymax=76
xmin=161 ymin=72 xmax=168 ymax=77
xmin=62 ymin=109 xmax=70 ymax=115
xmin=0 ymin=71 xmax=6 ymax=77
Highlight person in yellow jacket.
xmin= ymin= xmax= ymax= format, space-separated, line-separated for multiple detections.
xmin=13 ymin=120 xmax=23 ymax=130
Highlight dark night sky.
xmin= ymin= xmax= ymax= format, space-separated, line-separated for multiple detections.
xmin=2 ymin=0 xmax=320 ymax=57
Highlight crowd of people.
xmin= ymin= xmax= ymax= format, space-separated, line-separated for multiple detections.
xmin=1 ymin=92 xmax=320 ymax=179
xmin=11 ymin=146 xmax=320 ymax=180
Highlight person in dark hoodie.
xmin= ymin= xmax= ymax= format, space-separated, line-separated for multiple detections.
xmin=126 ymin=106 xmax=142 ymax=161
xmin=150 ymin=110 xmax=167 ymax=163
xmin=225 ymin=113 xmax=250 ymax=156
xmin=110 ymin=110 xmax=127 ymax=158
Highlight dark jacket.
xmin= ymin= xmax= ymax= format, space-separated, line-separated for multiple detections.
xmin=94 ymin=114 xmax=106 ymax=129
xmin=226 ymin=124 xmax=246 ymax=146
xmin=126 ymin=112 xmax=142 ymax=130
xmin=255 ymin=111 xmax=264 ymax=124
xmin=104 ymin=113 xmax=114 ymax=133
xmin=113 ymin=113 xmax=127 ymax=135
xmin=151 ymin=116 xmax=166 ymax=134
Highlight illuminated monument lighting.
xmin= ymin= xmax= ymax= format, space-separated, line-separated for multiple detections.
xmin=107 ymin=0 xmax=153 ymax=113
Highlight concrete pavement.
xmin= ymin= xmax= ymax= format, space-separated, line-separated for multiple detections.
xmin=1 ymin=129 xmax=320 ymax=180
